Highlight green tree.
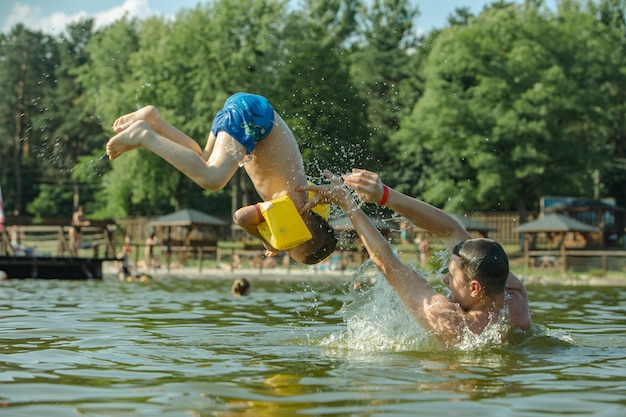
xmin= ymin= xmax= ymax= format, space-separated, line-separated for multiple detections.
xmin=0 ymin=25 xmax=59 ymax=216
xmin=78 ymin=17 xmax=140 ymax=126
xmin=85 ymin=0 xmax=289 ymax=218
xmin=106 ymin=15 xmax=200 ymax=216
xmin=28 ymin=19 xmax=106 ymax=218
xmin=393 ymin=1 xmax=623 ymax=219
xmin=587 ymin=0 xmax=626 ymax=205
xmin=12 ymin=0 xmax=626 ymax=223
xmin=349 ymin=0 xmax=420 ymax=174
xmin=76 ymin=18 xmax=146 ymax=218
xmin=278 ymin=0 xmax=369 ymax=176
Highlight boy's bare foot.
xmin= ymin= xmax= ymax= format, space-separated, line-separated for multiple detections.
xmin=112 ymin=105 xmax=160 ymax=133
xmin=106 ymin=120 xmax=151 ymax=160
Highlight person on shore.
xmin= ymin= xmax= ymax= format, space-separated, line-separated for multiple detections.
xmin=106 ymin=92 xmax=336 ymax=265
xmin=117 ymin=235 xmax=132 ymax=280
xmin=69 ymin=206 xmax=90 ymax=256
xmin=144 ymin=233 xmax=160 ymax=270
xmin=300 ymin=169 xmax=531 ymax=348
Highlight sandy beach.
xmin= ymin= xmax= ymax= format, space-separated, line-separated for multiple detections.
xmin=103 ymin=261 xmax=626 ymax=286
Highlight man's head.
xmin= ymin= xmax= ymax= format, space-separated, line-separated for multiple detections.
xmin=231 ymin=277 xmax=251 ymax=296
xmin=452 ymin=238 xmax=509 ymax=296
xmin=289 ymin=211 xmax=337 ymax=265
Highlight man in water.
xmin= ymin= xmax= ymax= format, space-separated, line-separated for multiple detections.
xmin=106 ymin=92 xmax=336 ymax=265
xmin=300 ymin=169 xmax=531 ymax=348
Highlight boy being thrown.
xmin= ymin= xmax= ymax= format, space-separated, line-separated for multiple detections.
xmin=106 ymin=92 xmax=336 ymax=264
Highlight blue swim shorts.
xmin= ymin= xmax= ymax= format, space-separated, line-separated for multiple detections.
xmin=210 ymin=92 xmax=275 ymax=154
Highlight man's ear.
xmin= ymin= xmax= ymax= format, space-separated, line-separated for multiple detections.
xmin=470 ymin=279 xmax=482 ymax=297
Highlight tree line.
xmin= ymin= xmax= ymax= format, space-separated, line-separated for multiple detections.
xmin=1 ymin=0 xmax=625 ymax=225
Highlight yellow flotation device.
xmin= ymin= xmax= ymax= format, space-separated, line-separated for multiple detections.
xmin=257 ymin=195 xmax=312 ymax=250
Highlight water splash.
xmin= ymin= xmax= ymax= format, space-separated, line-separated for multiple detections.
xmin=319 ymin=249 xmax=524 ymax=353
xmin=319 ymin=260 xmax=437 ymax=352
xmin=60 ymin=151 xmax=110 ymax=180
xmin=134 ymin=83 xmax=152 ymax=110
xmin=83 ymin=152 xmax=110 ymax=177
xmin=456 ymin=308 xmax=511 ymax=351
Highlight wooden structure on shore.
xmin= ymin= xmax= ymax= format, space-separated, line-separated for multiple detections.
xmin=0 ymin=255 xmax=109 ymax=279
xmin=545 ymin=198 xmax=626 ymax=246
xmin=148 ymin=208 xmax=229 ymax=271
xmin=515 ymin=213 xmax=612 ymax=273
xmin=0 ymin=219 xmax=117 ymax=279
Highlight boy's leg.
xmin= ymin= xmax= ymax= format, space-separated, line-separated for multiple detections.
xmin=113 ymin=106 xmax=203 ymax=155
xmin=202 ymin=132 xmax=217 ymax=163
xmin=107 ymin=120 xmax=243 ymax=191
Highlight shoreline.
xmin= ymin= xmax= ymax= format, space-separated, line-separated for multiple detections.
xmin=104 ymin=263 xmax=626 ymax=286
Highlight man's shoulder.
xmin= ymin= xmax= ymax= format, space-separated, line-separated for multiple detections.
xmin=416 ymin=293 xmax=466 ymax=326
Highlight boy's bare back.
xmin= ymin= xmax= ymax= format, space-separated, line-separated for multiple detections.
xmin=242 ymin=112 xmax=308 ymax=208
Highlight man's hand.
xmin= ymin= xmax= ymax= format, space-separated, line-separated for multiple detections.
xmin=342 ymin=168 xmax=385 ymax=204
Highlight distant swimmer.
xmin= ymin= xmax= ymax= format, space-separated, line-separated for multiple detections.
xmin=231 ymin=277 xmax=251 ymax=296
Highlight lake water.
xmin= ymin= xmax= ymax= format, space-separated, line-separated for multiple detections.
xmin=1 ymin=266 xmax=625 ymax=417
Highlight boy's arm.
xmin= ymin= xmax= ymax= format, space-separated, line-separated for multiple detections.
xmin=232 ymin=205 xmax=280 ymax=255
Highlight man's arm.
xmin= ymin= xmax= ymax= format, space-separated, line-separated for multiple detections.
xmin=343 ymin=168 xmax=533 ymax=330
xmin=342 ymin=168 xmax=470 ymax=251
xmin=300 ymin=171 xmax=464 ymax=343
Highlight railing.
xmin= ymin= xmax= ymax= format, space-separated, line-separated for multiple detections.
xmin=1 ymin=223 xmax=116 ymax=258
xmin=525 ymin=249 xmax=626 ymax=273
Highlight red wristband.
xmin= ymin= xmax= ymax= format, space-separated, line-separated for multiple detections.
xmin=378 ymin=185 xmax=389 ymax=206
xmin=254 ymin=203 xmax=262 ymax=219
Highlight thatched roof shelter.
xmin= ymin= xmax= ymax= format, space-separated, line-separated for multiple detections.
xmin=515 ymin=213 xmax=599 ymax=234
xmin=150 ymin=209 xmax=229 ymax=228
xmin=149 ymin=209 xmax=229 ymax=269
xmin=149 ymin=209 xmax=229 ymax=242
xmin=515 ymin=213 xmax=601 ymax=272
xmin=544 ymin=198 xmax=626 ymax=246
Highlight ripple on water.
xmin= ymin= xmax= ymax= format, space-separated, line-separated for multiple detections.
xmin=0 ymin=276 xmax=624 ymax=417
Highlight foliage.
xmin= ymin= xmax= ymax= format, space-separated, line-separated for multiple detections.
xmin=392 ymin=1 xmax=626 ymax=219
xmin=0 ymin=25 xmax=59 ymax=216
xmin=349 ymin=0 xmax=420 ymax=171
xmin=1 ymin=0 xmax=625 ymax=226
xmin=29 ymin=20 xmax=105 ymax=217
xmin=278 ymin=0 xmax=370 ymax=176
